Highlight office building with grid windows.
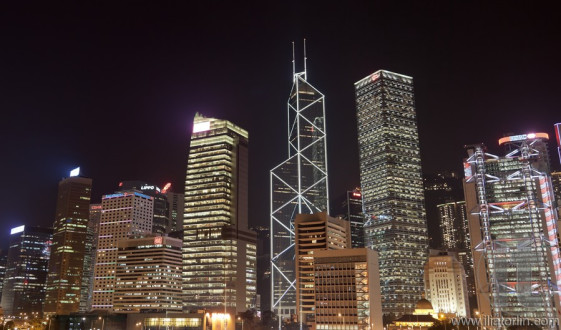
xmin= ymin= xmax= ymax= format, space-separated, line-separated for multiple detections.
xmin=183 ymin=113 xmax=257 ymax=314
xmin=91 ymin=191 xmax=153 ymax=311
xmin=355 ymin=70 xmax=428 ymax=315
xmin=313 ymin=248 xmax=383 ymax=330
xmin=44 ymin=173 xmax=92 ymax=316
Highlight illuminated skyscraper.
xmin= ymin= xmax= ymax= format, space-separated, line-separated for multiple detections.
xmin=0 ymin=253 xmax=7 ymax=301
xmin=437 ymin=201 xmax=475 ymax=300
xmin=464 ymin=133 xmax=561 ymax=320
xmin=1 ymin=226 xmax=52 ymax=317
xmin=91 ymin=191 xmax=153 ymax=311
xmin=44 ymin=169 xmax=92 ymax=316
xmin=355 ymin=70 xmax=428 ymax=315
xmin=271 ymin=56 xmax=329 ymax=320
xmin=183 ymin=114 xmax=257 ymax=314
xmin=437 ymin=201 xmax=469 ymax=250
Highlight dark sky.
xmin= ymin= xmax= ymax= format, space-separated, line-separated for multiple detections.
xmin=1 ymin=1 xmax=560 ymax=250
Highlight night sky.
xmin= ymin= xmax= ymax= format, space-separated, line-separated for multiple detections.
xmin=1 ymin=2 xmax=560 ymax=250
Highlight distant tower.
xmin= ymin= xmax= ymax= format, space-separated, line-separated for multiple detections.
xmin=271 ymin=43 xmax=329 ymax=320
xmin=333 ymin=188 xmax=365 ymax=248
xmin=464 ymin=133 xmax=561 ymax=320
xmin=555 ymin=123 xmax=561 ymax=164
xmin=1 ymin=226 xmax=52 ymax=317
xmin=438 ymin=201 xmax=469 ymax=250
xmin=91 ymin=191 xmax=153 ymax=311
xmin=79 ymin=203 xmax=101 ymax=312
xmin=183 ymin=114 xmax=257 ymax=314
xmin=44 ymin=168 xmax=92 ymax=316
xmin=162 ymin=183 xmax=184 ymax=233
xmin=437 ymin=201 xmax=475 ymax=300
xmin=0 ymin=253 xmax=7 ymax=300
xmin=117 ymin=181 xmax=170 ymax=235
xmin=355 ymin=70 xmax=428 ymax=315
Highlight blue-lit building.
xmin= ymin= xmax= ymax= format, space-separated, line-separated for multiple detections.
xmin=0 ymin=225 xmax=53 ymax=317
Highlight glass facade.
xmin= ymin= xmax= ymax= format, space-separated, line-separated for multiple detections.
xmin=438 ymin=201 xmax=469 ymax=250
xmin=437 ymin=201 xmax=475 ymax=298
xmin=271 ymin=70 xmax=329 ymax=319
xmin=0 ymin=226 xmax=52 ymax=317
xmin=79 ymin=203 xmax=101 ymax=312
xmin=464 ymin=137 xmax=561 ymax=320
xmin=44 ymin=176 xmax=92 ymax=315
xmin=355 ymin=70 xmax=428 ymax=315
xmin=183 ymin=114 xmax=256 ymax=313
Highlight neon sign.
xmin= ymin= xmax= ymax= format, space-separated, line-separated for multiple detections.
xmin=141 ymin=185 xmax=160 ymax=192
xmin=498 ymin=132 xmax=549 ymax=145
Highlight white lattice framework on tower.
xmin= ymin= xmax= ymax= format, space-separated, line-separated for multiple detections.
xmin=270 ymin=54 xmax=329 ymax=320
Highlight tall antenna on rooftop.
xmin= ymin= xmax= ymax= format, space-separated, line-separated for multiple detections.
xmin=292 ymin=41 xmax=296 ymax=81
xmin=303 ymin=38 xmax=307 ymax=80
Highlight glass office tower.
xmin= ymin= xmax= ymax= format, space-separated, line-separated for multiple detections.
xmin=464 ymin=133 xmax=561 ymax=321
xmin=355 ymin=70 xmax=428 ymax=315
xmin=271 ymin=63 xmax=329 ymax=320
xmin=44 ymin=172 xmax=92 ymax=316
xmin=183 ymin=114 xmax=257 ymax=314
xmin=1 ymin=226 xmax=52 ymax=317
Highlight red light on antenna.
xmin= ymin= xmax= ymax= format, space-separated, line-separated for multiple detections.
xmin=162 ymin=182 xmax=172 ymax=193
xmin=118 ymin=182 xmax=123 ymax=187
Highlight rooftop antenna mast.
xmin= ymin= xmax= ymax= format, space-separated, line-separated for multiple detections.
xmin=303 ymin=38 xmax=307 ymax=80
xmin=292 ymin=41 xmax=296 ymax=82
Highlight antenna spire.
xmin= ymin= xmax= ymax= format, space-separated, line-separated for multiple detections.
xmin=292 ymin=41 xmax=296 ymax=81
xmin=303 ymin=38 xmax=307 ymax=80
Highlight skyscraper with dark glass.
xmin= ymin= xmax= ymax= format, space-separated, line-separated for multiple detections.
xmin=1 ymin=225 xmax=52 ymax=317
xmin=333 ymin=188 xmax=365 ymax=248
xmin=44 ymin=170 xmax=92 ymax=316
xmin=183 ymin=114 xmax=256 ymax=314
xmin=355 ymin=70 xmax=428 ymax=315
xmin=271 ymin=61 xmax=329 ymax=320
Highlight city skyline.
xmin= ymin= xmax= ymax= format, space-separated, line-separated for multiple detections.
xmin=2 ymin=2 xmax=561 ymax=250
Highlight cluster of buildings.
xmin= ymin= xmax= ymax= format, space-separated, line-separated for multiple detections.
xmin=1 ymin=50 xmax=561 ymax=330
